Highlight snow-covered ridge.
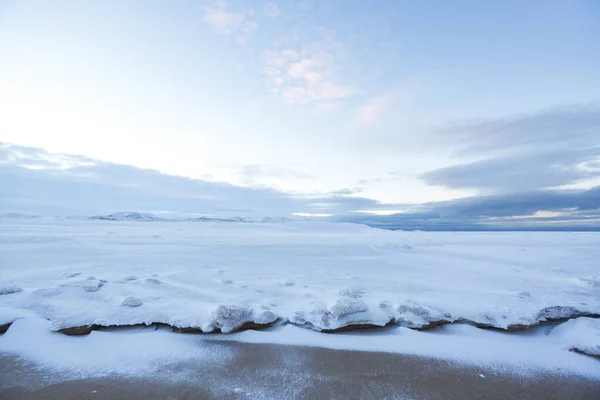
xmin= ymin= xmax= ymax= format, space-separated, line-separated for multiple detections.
xmin=74 ymin=211 xmax=292 ymax=223
xmin=1 ymin=218 xmax=599 ymax=356
xmin=0 ymin=212 xmax=39 ymax=219
xmin=89 ymin=212 xmax=162 ymax=221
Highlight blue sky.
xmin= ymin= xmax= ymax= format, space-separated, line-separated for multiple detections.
xmin=0 ymin=0 xmax=599 ymax=227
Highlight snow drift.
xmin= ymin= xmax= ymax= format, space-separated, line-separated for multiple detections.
xmin=0 ymin=218 xmax=599 ymax=338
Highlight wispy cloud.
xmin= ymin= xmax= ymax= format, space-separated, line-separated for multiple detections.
xmin=228 ymin=163 xmax=314 ymax=189
xmin=0 ymin=143 xmax=388 ymax=217
xmin=421 ymin=105 xmax=600 ymax=194
xmin=265 ymin=30 xmax=354 ymax=109
xmin=202 ymin=1 xmax=257 ymax=43
xmin=264 ymin=3 xmax=280 ymax=18
xmin=338 ymin=187 xmax=600 ymax=231
xmin=355 ymin=94 xmax=396 ymax=126
xmin=3 ymin=143 xmax=599 ymax=230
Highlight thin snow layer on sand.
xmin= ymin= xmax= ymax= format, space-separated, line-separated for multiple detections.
xmin=209 ymin=324 xmax=600 ymax=378
xmin=0 ymin=317 xmax=232 ymax=379
xmin=550 ymin=317 xmax=600 ymax=356
xmin=0 ymin=218 xmax=599 ymax=334
xmin=2 ymin=317 xmax=598 ymax=382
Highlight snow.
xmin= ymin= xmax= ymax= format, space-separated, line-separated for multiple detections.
xmin=122 ymin=297 xmax=143 ymax=307
xmin=90 ymin=212 xmax=161 ymax=221
xmin=0 ymin=317 xmax=233 ymax=379
xmin=83 ymin=281 xmax=103 ymax=292
xmin=330 ymin=297 xmax=368 ymax=318
xmin=0 ymin=286 xmax=23 ymax=296
xmin=0 ymin=218 xmax=599 ymax=333
xmin=550 ymin=317 xmax=600 ymax=356
xmin=0 ymin=217 xmax=599 ymax=369
xmin=0 ymin=213 xmax=39 ymax=219
xmin=207 ymin=323 xmax=600 ymax=378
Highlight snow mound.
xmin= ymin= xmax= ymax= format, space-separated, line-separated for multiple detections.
xmin=145 ymin=278 xmax=161 ymax=284
xmin=253 ymin=310 xmax=278 ymax=325
xmin=83 ymin=281 xmax=104 ymax=292
xmin=396 ymin=301 xmax=452 ymax=329
xmin=550 ymin=317 xmax=600 ymax=356
xmin=210 ymin=305 xmax=252 ymax=333
xmin=0 ymin=286 xmax=23 ymax=296
xmin=537 ymin=306 xmax=585 ymax=321
xmin=90 ymin=212 xmax=161 ymax=221
xmin=330 ymin=297 xmax=368 ymax=318
xmin=290 ymin=297 xmax=388 ymax=331
xmin=122 ymin=297 xmax=143 ymax=307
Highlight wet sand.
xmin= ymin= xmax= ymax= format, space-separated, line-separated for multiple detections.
xmin=1 ymin=342 xmax=599 ymax=399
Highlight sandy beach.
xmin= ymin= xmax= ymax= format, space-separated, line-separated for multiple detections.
xmin=2 ymin=341 xmax=599 ymax=400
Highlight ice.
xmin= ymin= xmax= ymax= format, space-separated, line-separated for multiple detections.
xmin=550 ymin=317 xmax=600 ymax=356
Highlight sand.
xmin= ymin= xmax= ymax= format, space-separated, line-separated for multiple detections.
xmin=1 ymin=341 xmax=599 ymax=399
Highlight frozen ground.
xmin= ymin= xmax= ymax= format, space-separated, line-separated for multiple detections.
xmin=0 ymin=217 xmax=599 ymax=380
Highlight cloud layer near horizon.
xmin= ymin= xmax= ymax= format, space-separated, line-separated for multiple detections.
xmin=1 ymin=141 xmax=599 ymax=229
xmin=0 ymin=143 xmax=389 ymax=217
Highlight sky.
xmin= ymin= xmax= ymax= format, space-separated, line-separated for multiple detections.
xmin=0 ymin=0 xmax=599 ymax=228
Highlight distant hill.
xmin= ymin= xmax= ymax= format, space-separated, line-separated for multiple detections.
xmin=89 ymin=212 xmax=162 ymax=221
xmin=188 ymin=216 xmax=253 ymax=223
xmin=0 ymin=213 xmax=40 ymax=219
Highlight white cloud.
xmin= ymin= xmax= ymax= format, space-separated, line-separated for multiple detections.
xmin=0 ymin=143 xmax=395 ymax=217
xmin=265 ymin=38 xmax=354 ymax=109
xmin=355 ymin=94 xmax=396 ymax=126
xmin=203 ymin=1 xmax=257 ymax=42
xmin=264 ymin=3 xmax=280 ymax=18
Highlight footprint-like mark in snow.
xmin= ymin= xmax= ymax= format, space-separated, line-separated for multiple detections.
xmin=0 ymin=286 xmax=23 ymax=295
xmin=62 ymin=272 xmax=82 ymax=278
xmin=122 ymin=297 xmax=143 ymax=307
